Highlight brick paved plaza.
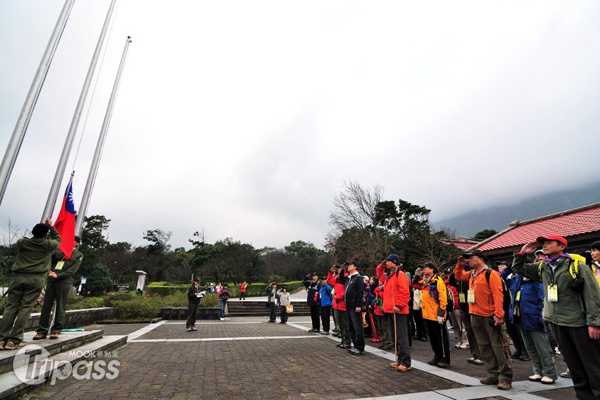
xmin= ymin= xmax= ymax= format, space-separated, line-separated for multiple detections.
xmin=24 ymin=316 xmax=577 ymax=400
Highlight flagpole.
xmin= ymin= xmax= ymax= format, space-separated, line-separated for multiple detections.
xmin=42 ymin=0 xmax=118 ymax=222
xmin=0 ymin=0 xmax=76 ymax=207
xmin=76 ymin=36 xmax=132 ymax=236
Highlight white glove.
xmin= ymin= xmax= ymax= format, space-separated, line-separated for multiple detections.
xmin=437 ymin=316 xmax=445 ymax=325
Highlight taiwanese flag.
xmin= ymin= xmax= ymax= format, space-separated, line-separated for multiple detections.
xmin=54 ymin=178 xmax=76 ymax=259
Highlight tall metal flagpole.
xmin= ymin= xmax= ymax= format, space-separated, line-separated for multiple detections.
xmin=42 ymin=0 xmax=118 ymax=222
xmin=75 ymin=36 xmax=132 ymax=236
xmin=0 ymin=0 xmax=76 ymax=207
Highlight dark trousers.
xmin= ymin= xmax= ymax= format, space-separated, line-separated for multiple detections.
xmin=38 ymin=281 xmax=71 ymax=334
xmin=239 ymin=292 xmax=246 ymax=300
xmin=269 ymin=302 xmax=277 ymax=322
xmin=413 ymin=309 xmax=427 ymax=338
xmin=550 ymin=323 xmax=600 ymax=400
xmin=388 ymin=313 xmax=411 ymax=367
xmin=506 ymin=319 xmax=528 ymax=356
xmin=347 ymin=307 xmax=365 ymax=351
xmin=280 ymin=306 xmax=288 ymax=322
xmin=310 ymin=305 xmax=320 ymax=331
xmin=320 ymin=306 xmax=331 ymax=332
xmin=338 ymin=310 xmax=351 ymax=346
xmin=426 ymin=319 xmax=451 ymax=364
xmin=186 ymin=301 xmax=199 ymax=328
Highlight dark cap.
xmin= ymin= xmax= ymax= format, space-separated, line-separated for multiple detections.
xmin=32 ymin=223 xmax=50 ymax=238
xmin=495 ymin=260 xmax=509 ymax=266
xmin=385 ymin=254 xmax=400 ymax=265
xmin=536 ymin=234 xmax=567 ymax=247
xmin=462 ymin=250 xmax=487 ymax=261
xmin=421 ymin=262 xmax=437 ymax=272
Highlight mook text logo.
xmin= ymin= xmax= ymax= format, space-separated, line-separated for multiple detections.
xmin=13 ymin=344 xmax=120 ymax=385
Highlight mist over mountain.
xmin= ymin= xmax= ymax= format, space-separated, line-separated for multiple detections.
xmin=434 ymin=182 xmax=600 ymax=238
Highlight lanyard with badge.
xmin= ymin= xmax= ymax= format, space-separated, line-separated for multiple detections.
xmin=547 ymin=265 xmax=558 ymax=302
xmin=55 ymin=258 xmax=65 ymax=271
xmin=467 ymin=273 xmax=476 ymax=304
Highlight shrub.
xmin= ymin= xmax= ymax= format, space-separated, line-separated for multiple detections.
xmin=112 ymin=296 xmax=162 ymax=320
xmin=145 ymin=285 xmax=187 ymax=297
xmin=66 ymin=295 xmax=105 ymax=310
xmin=200 ymin=293 xmax=218 ymax=307
xmin=103 ymin=291 xmax=136 ymax=306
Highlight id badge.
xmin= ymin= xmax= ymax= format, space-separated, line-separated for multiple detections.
xmin=548 ymin=285 xmax=558 ymax=302
xmin=467 ymin=289 xmax=475 ymax=304
xmin=459 ymin=293 xmax=466 ymax=303
xmin=55 ymin=261 xmax=65 ymax=271
xmin=516 ymin=291 xmax=521 ymax=302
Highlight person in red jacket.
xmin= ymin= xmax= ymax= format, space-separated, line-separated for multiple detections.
xmin=327 ymin=266 xmax=340 ymax=336
xmin=333 ymin=264 xmax=351 ymax=348
xmin=376 ymin=254 xmax=411 ymax=372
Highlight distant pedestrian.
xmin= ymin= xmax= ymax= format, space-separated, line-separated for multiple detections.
xmin=420 ymin=262 xmax=451 ymax=368
xmin=218 ymin=284 xmax=230 ymax=321
xmin=277 ymin=286 xmax=290 ymax=324
xmin=319 ymin=276 xmax=333 ymax=335
xmin=266 ymin=282 xmax=278 ymax=323
xmin=303 ymin=273 xmax=321 ymax=333
xmin=239 ymin=281 xmax=248 ymax=300
xmin=345 ymin=260 xmax=365 ymax=355
xmin=186 ymin=278 xmax=203 ymax=331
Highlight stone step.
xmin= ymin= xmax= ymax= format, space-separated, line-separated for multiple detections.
xmin=0 ymin=330 xmax=103 ymax=376
xmin=0 ymin=334 xmax=127 ymax=400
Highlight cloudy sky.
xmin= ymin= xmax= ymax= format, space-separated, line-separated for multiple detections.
xmin=1 ymin=1 xmax=599 ymax=250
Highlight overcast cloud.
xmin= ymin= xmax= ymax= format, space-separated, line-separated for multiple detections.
xmin=1 ymin=1 xmax=599 ymax=249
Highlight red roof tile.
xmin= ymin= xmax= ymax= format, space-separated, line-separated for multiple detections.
xmin=476 ymin=204 xmax=600 ymax=252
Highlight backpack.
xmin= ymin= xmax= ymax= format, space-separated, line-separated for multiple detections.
xmin=484 ymin=269 xmax=512 ymax=313
xmin=428 ymin=276 xmax=453 ymax=313
xmin=537 ymin=256 xmax=600 ymax=290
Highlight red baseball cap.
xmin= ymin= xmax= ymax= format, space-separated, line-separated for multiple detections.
xmin=536 ymin=234 xmax=567 ymax=247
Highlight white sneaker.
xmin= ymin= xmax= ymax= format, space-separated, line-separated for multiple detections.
xmin=541 ymin=376 xmax=555 ymax=384
xmin=459 ymin=342 xmax=469 ymax=349
xmin=554 ymin=347 xmax=561 ymax=355
xmin=528 ymin=374 xmax=542 ymax=381
xmin=220 ymin=317 xmax=224 ymax=321
xmin=455 ymin=342 xmax=462 ymax=349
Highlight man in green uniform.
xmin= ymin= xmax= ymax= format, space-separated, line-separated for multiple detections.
xmin=513 ymin=235 xmax=600 ymax=400
xmin=0 ymin=219 xmax=61 ymax=350
xmin=34 ymin=235 xmax=83 ymax=340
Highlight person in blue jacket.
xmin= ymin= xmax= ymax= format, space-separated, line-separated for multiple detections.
xmin=499 ymin=262 xmax=529 ymax=361
xmin=319 ymin=276 xmax=333 ymax=335
xmin=510 ymin=273 xmax=558 ymax=384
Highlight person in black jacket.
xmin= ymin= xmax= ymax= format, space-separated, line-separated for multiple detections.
xmin=266 ymin=282 xmax=278 ymax=323
xmin=303 ymin=273 xmax=321 ymax=333
xmin=345 ymin=261 xmax=365 ymax=355
xmin=186 ymin=278 xmax=203 ymax=331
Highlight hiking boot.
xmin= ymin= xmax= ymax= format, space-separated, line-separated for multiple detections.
xmin=467 ymin=357 xmax=475 ymax=363
xmin=455 ymin=342 xmax=462 ymax=349
xmin=541 ymin=376 xmax=555 ymax=384
xmin=396 ymin=365 xmax=412 ymax=372
xmin=389 ymin=362 xmax=398 ymax=369
xmin=437 ymin=362 xmax=450 ymax=368
xmin=459 ymin=342 xmax=469 ymax=349
xmin=497 ymin=380 xmax=511 ymax=390
xmin=33 ymin=333 xmax=47 ymax=340
xmin=519 ymin=354 xmax=531 ymax=361
xmin=49 ymin=333 xmax=60 ymax=339
xmin=428 ymin=359 xmax=440 ymax=366
xmin=320 ymin=331 xmax=329 ymax=335
xmin=479 ymin=377 xmax=499 ymax=385
xmin=560 ymin=370 xmax=571 ymax=379
xmin=528 ymin=374 xmax=542 ymax=381
xmin=473 ymin=359 xmax=484 ymax=365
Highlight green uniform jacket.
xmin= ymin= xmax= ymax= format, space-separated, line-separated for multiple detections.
xmin=512 ymin=252 xmax=600 ymax=328
xmin=49 ymin=249 xmax=83 ymax=283
xmin=11 ymin=225 xmax=61 ymax=275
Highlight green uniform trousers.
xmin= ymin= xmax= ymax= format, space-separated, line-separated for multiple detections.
xmin=37 ymin=280 xmax=72 ymax=334
xmin=0 ymin=275 xmax=46 ymax=344
xmin=471 ymin=314 xmax=513 ymax=382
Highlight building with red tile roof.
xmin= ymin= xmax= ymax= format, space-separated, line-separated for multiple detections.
xmin=443 ymin=237 xmax=480 ymax=251
xmin=466 ymin=202 xmax=600 ymax=265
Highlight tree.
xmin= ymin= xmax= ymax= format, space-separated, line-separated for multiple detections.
xmin=473 ymin=229 xmax=498 ymax=240
xmin=143 ymin=229 xmax=172 ymax=254
xmin=78 ymin=215 xmax=111 ymax=279
xmin=85 ymin=264 xmax=113 ymax=296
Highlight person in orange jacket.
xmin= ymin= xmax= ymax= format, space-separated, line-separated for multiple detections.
xmin=454 ymin=250 xmax=513 ymax=391
xmin=376 ymin=254 xmax=411 ymax=372
xmin=420 ymin=262 xmax=451 ymax=368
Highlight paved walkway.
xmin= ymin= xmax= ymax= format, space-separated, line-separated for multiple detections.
xmin=24 ymin=316 xmax=577 ymax=400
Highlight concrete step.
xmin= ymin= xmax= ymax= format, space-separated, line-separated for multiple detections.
xmin=0 ymin=334 xmax=127 ymax=400
xmin=0 ymin=330 xmax=103 ymax=375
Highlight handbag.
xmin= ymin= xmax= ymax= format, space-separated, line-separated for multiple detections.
xmin=286 ymin=304 xmax=294 ymax=313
